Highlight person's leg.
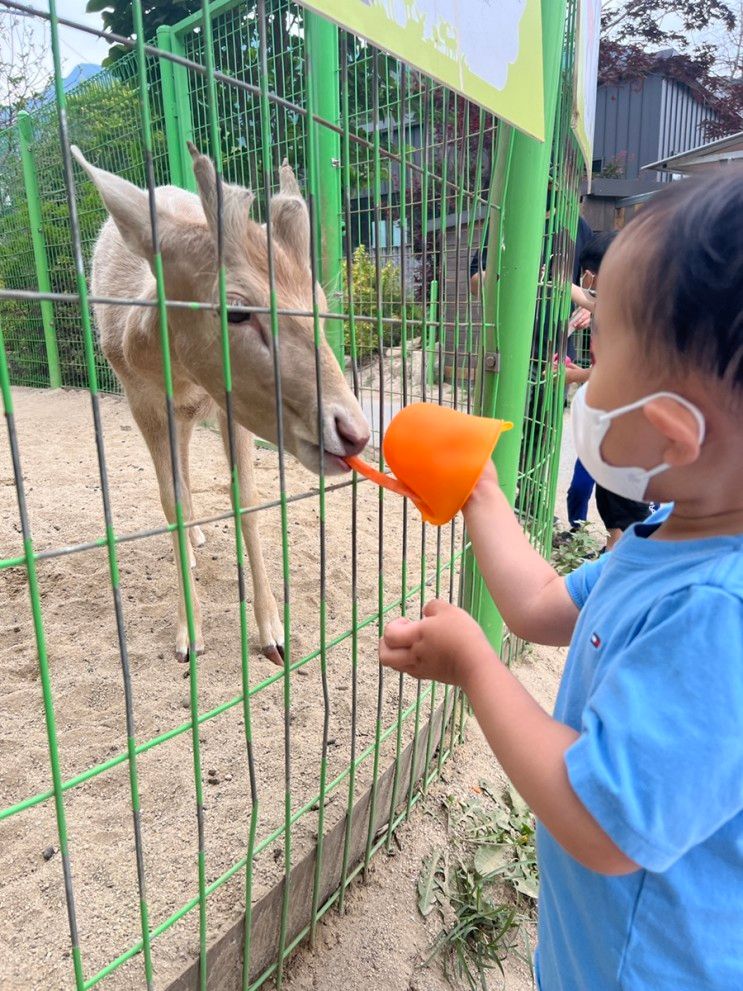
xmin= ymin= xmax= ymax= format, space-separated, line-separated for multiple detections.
xmin=567 ymin=458 xmax=594 ymax=528
xmin=595 ymin=485 xmax=651 ymax=549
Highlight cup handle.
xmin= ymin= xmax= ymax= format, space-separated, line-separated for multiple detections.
xmin=344 ymin=456 xmax=419 ymax=502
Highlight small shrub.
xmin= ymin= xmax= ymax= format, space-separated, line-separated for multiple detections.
xmin=341 ymin=243 xmax=421 ymax=357
xmin=551 ymin=522 xmax=600 ymax=576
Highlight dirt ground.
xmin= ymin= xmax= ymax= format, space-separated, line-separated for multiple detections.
xmin=0 ymin=385 xmax=461 ymax=991
xmin=0 ymin=385 xmax=589 ymax=991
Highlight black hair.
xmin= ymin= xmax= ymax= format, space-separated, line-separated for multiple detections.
xmin=625 ymin=169 xmax=743 ymax=391
xmin=579 ymin=230 xmax=618 ymax=273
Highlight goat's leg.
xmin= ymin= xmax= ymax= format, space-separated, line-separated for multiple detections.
xmin=132 ymin=406 xmax=204 ymax=661
xmin=217 ymin=410 xmax=284 ymax=665
xmin=176 ymin=415 xmax=205 ymax=561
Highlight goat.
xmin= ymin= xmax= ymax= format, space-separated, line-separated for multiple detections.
xmin=71 ymin=144 xmax=370 ymax=664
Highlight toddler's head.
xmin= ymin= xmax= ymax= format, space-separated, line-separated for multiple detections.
xmin=580 ymin=170 xmax=743 ymax=512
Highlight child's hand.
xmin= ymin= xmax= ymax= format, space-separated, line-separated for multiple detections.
xmin=379 ymin=600 xmax=494 ymax=687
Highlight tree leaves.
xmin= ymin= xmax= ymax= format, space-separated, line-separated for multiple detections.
xmin=599 ymin=1 xmax=743 ymax=138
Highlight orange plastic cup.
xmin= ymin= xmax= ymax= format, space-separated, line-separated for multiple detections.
xmin=346 ymin=403 xmax=513 ymax=526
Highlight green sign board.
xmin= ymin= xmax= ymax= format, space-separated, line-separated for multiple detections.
xmin=573 ymin=0 xmax=601 ymax=172
xmin=300 ymin=0 xmax=545 ymax=141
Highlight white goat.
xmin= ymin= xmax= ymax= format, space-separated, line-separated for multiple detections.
xmin=71 ymin=144 xmax=369 ymax=664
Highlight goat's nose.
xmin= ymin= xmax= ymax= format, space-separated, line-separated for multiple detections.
xmin=335 ymin=413 xmax=370 ymax=457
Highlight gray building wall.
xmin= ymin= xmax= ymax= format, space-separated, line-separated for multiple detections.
xmin=593 ymin=76 xmax=663 ymax=184
xmin=657 ymin=77 xmax=717 ymax=168
xmin=586 ymin=72 xmax=718 ymax=231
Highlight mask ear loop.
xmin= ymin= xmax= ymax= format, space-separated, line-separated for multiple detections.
xmin=597 ymin=391 xmax=706 ymax=445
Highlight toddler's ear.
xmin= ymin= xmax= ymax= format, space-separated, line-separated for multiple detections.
xmin=643 ymin=397 xmax=703 ymax=467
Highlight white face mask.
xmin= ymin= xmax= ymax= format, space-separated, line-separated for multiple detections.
xmin=571 ymin=385 xmax=706 ymax=502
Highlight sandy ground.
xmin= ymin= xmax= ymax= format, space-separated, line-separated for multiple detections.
xmin=1 ymin=384 xmax=592 ymax=991
xmin=0 ymin=386 xmax=461 ymax=991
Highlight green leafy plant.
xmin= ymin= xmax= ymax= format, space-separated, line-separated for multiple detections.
xmin=417 ymin=782 xmax=538 ymax=990
xmin=551 ymin=522 xmax=601 ymax=576
xmin=449 ymin=782 xmax=539 ymax=907
xmin=419 ymin=847 xmax=518 ymax=990
xmin=0 ymin=72 xmax=166 ymax=390
xmin=341 ymin=243 xmax=421 ymax=357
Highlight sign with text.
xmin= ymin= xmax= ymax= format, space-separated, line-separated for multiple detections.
xmin=300 ymin=0 xmax=545 ymax=141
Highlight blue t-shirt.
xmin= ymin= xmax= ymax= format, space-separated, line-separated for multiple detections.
xmin=536 ymin=507 xmax=743 ymax=991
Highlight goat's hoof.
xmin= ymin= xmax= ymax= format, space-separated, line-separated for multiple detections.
xmin=175 ymin=644 xmax=204 ymax=663
xmin=191 ymin=526 xmax=206 ymax=549
xmin=262 ymin=643 xmax=285 ymax=666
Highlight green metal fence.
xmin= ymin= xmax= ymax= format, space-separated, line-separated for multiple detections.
xmin=0 ymin=0 xmax=582 ymax=988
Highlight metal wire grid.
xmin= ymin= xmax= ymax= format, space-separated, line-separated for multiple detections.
xmin=0 ymin=46 xmax=169 ymax=393
xmin=0 ymin=123 xmax=50 ymax=387
xmin=344 ymin=50 xmax=496 ymax=443
xmin=502 ymin=0 xmax=582 ymax=664
xmin=0 ymin=2 xmax=511 ymax=989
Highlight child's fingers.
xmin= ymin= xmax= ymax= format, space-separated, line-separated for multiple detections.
xmin=383 ymin=617 xmax=420 ymax=648
xmin=379 ymin=640 xmax=413 ymax=672
xmin=423 ymin=599 xmax=448 ymax=618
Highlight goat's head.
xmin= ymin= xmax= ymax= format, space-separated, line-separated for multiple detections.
xmin=71 ymin=144 xmax=370 ymax=475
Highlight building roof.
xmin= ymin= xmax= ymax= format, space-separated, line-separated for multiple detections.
xmin=642 ymin=131 xmax=743 ymax=175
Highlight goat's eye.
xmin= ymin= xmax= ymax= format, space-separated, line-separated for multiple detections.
xmin=226 ymin=309 xmax=253 ymax=325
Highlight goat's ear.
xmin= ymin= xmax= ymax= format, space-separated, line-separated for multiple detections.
xmin=71 ymin=146 xmax=159 ymax=260
xmin=269 ymin=159 xmax=311 ymax=274
xmin=188 ymin=142 xmax=254 ymax=241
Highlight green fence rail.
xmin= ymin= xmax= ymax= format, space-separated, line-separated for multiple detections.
xmin=0 ymin=0 xmax=583 ymax=988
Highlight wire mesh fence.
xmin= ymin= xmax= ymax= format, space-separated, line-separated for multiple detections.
xmin=0 ymin=0 xmax=581 ymax=988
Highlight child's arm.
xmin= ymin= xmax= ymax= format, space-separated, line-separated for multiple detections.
xmin=565 ymin=363 xmax=590 ymax=385
xmin=380 ymin=601 xmax=639 ymax=876
xmin=570 ymin=284 xmax=596 ymax=311
xmin=463 ymin=462 xmax=579 ymax=646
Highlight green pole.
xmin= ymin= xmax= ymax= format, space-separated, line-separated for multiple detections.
xmin=304 ymin=11 xmax=344 ymax=365
xmin=470 ymin=0 xmax=568 ymax=647
xmin=17 ymin=110 xmax=61 ymax=388
xmin=426 ymin=278 xmax=438 ymax=389
xmin=169 ymin=27 xmax=197 ymax=192
xmin=156 ymin=25 xmax=185 ymax=188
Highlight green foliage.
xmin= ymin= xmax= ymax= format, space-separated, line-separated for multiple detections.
xmin=551 ymin=522 xmax=601 ymax=576
xmin=448 ymin=782 xmax=539 ymax=908
xmin=420 ymin=848 xmax=518 ymax=991
xmin=417 ymin=782 xmax=537 ymax=990
xmin=0 ymin=69 xmax=167 ymax=390
xmin=86 ymin=0 xmax=202 ymax=65
xmin=341 ymin=244 xmax=421 ymax=357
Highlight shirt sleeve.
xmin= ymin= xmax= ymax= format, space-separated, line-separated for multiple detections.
xmin=564 ymin=553 xmax=610 ymax=610
xmin=565 ymin=586 xmax=743 ymax=872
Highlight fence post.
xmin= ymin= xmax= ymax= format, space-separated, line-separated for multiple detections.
xmin=17 ymin=110 xmax=61 ymax=389
xmin=157 ymin=25 xmax=185 ymax=188
xmin=168 ymin=26 xmax=197 ymax=192
xmin=467 ymin=0 xmax=568 ymax=647
xmin=305 ymin=11 xmax=344 ymax=365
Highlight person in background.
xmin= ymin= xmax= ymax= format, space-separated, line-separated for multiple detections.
xmin=565 ymin=231 xmax=651 ymax=549
xmin=470 ymin=196 xmax=593 ymax=298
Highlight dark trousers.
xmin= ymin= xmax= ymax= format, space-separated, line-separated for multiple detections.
xmin=567 ymin=458 xmax=594 ymax=527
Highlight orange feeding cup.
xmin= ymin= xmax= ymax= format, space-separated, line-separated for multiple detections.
xmin=346 ymin=403 xmax=513 ymax=526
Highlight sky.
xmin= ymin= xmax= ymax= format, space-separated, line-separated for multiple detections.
xmin=1 ymin=0 xmax=732 ymax=96
xmin=2 ymin=1 xmax=111 ymax=80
